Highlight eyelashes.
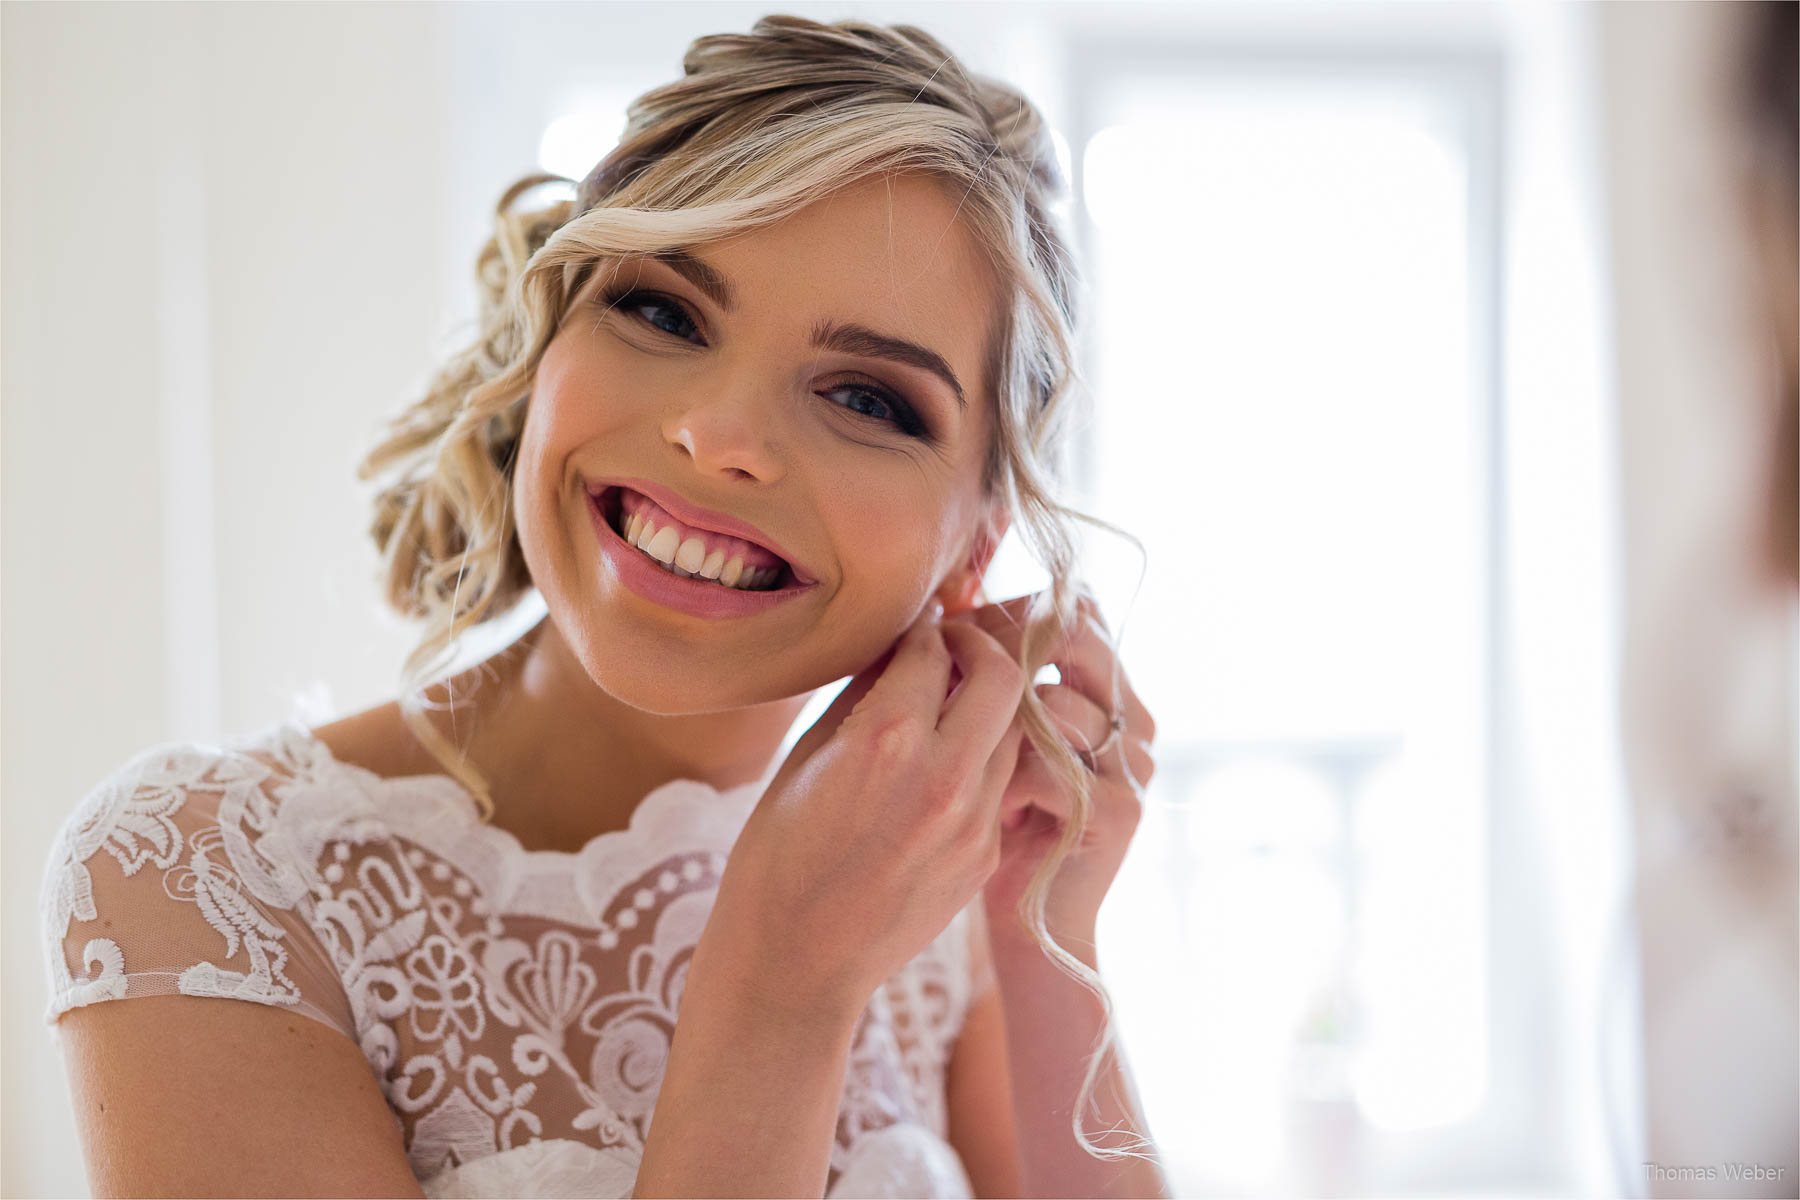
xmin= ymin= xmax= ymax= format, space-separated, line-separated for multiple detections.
xmin=603 ymin=287 xmax=703 ymax=343
xmin=594 ymin=286 xmax=933 ymax=441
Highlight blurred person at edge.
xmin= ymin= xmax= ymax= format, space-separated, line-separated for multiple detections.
xmin=1614 ymin=1 xmax=1797 ymax=1193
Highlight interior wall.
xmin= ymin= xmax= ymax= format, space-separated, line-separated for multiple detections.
xmin=1 ymin=4 xmax=449 ymax=1195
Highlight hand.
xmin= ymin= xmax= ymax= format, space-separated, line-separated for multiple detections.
xmin=953 ymin=591 xmax=1158 ymax=953
xmin=708 ymin=600 xmax=1028 ymax=1017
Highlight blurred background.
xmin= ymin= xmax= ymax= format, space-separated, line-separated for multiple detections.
xmin=3 ymin=2 xmax=1794 ymax=1196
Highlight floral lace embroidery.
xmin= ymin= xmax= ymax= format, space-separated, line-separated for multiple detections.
xmin=42 ymin=743 xmax=324 ymax=1017
xmin=42 ymin=722 xmax=979 ymax=1197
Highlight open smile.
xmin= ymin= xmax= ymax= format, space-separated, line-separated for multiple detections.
xmin=586 ymin=485 xmax=817 ymax=619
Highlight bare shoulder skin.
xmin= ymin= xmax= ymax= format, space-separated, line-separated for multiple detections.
xmin=59 ymin=995 xmax=423 ymax=1198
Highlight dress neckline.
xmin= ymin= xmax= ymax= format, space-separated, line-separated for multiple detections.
xmin=264 ymin=719 xmax=778 ymax=923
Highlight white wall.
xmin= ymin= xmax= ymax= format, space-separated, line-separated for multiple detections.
xmin=2 ymin=4 xmax=448 ymax=1194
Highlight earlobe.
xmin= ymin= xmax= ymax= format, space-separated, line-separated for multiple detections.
xmin=939 ymin=571 xmax=984 ymax=617
xmin=940 ymin=512 xmax=1010 ymax=616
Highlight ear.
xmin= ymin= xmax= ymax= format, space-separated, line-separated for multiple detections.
xmin=938 ymin=508 xmax=1011 ymax=616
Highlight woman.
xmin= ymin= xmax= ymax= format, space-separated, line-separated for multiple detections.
xmin=42 ymin=16 xmax=1167 ymax=1197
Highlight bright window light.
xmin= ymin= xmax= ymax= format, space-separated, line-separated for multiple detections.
xmin=538 ymin=104 xmax=629 ymax=181
xmin=1085 ymin=74 xmax=1489 ymax=1191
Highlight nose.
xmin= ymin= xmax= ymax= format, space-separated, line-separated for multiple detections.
xmin=661 ymin=380 xmax=785 ymax=483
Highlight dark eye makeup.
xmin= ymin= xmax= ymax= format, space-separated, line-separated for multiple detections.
xmin=594 ymin=285 xmax=934 ymax=441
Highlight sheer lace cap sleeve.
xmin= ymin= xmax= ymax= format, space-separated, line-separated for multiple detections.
xmin=40 ymin=739 xmax=356 ymax=1042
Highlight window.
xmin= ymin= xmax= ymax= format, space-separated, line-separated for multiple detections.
xmin=1069 ymin=51 xmax=1510 ymax=1194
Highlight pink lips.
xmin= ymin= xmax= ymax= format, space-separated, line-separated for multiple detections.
xmin=587 ymin=476 xmax=815 ymax=585
xmin=586 ymin=488 xmax=817 ymax=620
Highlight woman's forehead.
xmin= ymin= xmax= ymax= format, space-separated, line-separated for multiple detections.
xmin=714 ymin=175 xmax=998 ymax=312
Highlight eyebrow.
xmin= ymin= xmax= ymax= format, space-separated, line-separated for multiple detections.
xmin=809 ymin=320 xmax=966 ymax=411
xmin=655 ymin=252 xmax=737 ymax=313
xmin=651 ymin=252 xmax=967 ymax=412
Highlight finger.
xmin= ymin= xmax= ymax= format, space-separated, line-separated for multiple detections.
xmin=956 ymin=593 xmax=1151 ymax=738
xmin=1036 ymin=613 xmax=1158 ymax=745
xmin=1121 ymin=736 xmax=1157 ymax=791
xmin=1040 ymin=612 xmax=1125 ymax=713
xmin=776 ymin=602 xmax=942 ymax=776
xmin=863 ymin=598 xmax=954 ymax=721
xmin=1007 ymin=736 xmax=1147 ymax=839
xmin=958 ymin=586 xmax=1102 ymax=654
xmin=957 ymin=592 xmax=1097 ymax=691
xmin=953 ymin=592 xmax=1036 ymax=662
xmin=1033 ymin=681 xmax=1113 ymax=753
xmin=978 ymin=710 xmax=1027 ymax=818
xmin=1000 ymin=751 xmax=1071 ymax=830
xmin=936 ymin=618 xmax=1028 ymax=759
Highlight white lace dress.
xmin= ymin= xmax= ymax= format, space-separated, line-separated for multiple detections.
xmin=40 ymin=721 xmax=996 ymax=1197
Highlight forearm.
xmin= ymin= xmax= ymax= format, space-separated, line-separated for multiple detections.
xmin=989 ymin=923 xmax=1173 ymax=1200
xmin=632 ymin=929 xmax=863 ymax=1198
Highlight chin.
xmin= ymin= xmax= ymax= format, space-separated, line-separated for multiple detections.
xmin=567 ymin=629 xmax=803 ymax=715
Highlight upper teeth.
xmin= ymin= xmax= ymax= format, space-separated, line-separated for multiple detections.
xmin=619 ymin=510 xmax=782 ymax=590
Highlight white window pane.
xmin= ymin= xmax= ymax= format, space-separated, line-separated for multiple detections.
xmin=1084 ymin=84 xmax=1478 ymax=747
xmin=1086 ymin=72 xmax=1492 ymax=1191
xmin=1352 ymin=754 xmax=1488 ymax=1131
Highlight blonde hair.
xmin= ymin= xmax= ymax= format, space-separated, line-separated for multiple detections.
xmin=357 ymin=14 xmax=1155 ymax=1168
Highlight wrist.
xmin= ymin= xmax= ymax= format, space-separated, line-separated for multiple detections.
xmin=686 ymin=930 xmax=869 ymax=1031
xmin=984 ymin=902 xmax=1099 ymax=970
xmin=692 ymin=893 xmax=872 ymax=1027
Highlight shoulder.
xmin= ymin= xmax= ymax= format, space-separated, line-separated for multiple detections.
xmin=47 ymin=734 xmax=278 ymax=882
xmin=306 ymin=699 xmax=444 ymax=782
xmin=40 ymin=725 xmax=361 ymax=1037
xmin=43 ymin=720 xmax=346 ymax=881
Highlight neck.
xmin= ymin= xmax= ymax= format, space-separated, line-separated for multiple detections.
xmin=421 ymin=615 xmax=812 ymax=852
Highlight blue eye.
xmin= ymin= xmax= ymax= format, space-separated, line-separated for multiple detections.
xmin=605 ymin=289 xmax=704 ymax=343
xmin=821 ymin=383 xmax=926 ymax=437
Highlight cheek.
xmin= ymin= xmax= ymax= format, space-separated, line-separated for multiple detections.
xmin=512 ymin=354 xmax=608 ymax=551
xmin=818 ymin=476 xmax=960 ymax=603
xmin=508 ymin=429 xmax=556 ymax=597
xmin=516 ymin=349 xmax=637 ymax=494
xmin=530 ymin=334 xmax=641 ymax=439
xmin=509 ymin=408 xmax=566 ymax=555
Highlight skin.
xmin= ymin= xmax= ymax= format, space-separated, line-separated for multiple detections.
xmin=319 ymin=172 xmax=1009 ymax=853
